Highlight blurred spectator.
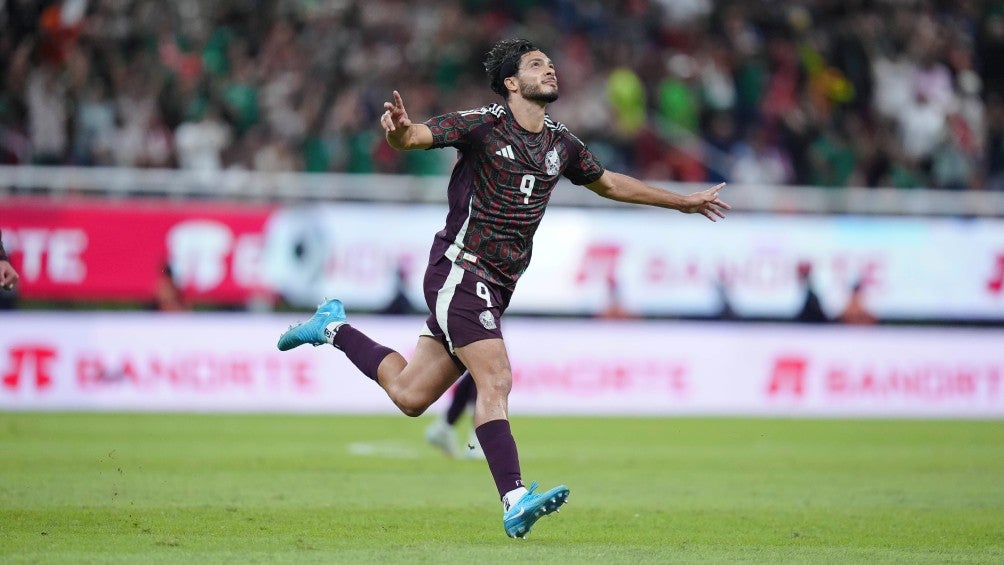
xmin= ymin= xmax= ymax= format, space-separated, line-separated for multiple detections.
xmin=0 ymin=230 xmax=20 ymax=309
xmin=254 ymin=135 xmax=301 ymax=172
xmin=838 ymin=280 xmax=878 ymax=325
xmin=607 ymin=65 xmax=647 ymax=138
xmin=25 ymin=64 xmax=68 ymax=163
xmin=808 ymin=127 xmax=857 ymax=188
xmin=730 ymin=127 xmax=794 ymax=185
xmin=175 ymin=105 xmax=231 ymax=171
xmin=897 ymin=89 xmax=948 ymax=164
xmin=152 ymin=263 xmax=187 ymax=312
xmin=713 ymin=270 xmax=738 ymax=321
xmin=658 ymin=54 xmax=700 ymax=133
xmin=0 ymin=0 xmax=1000 ymax=189
xmin=988 ymin=95 xmax=1004 ymax=191
xmin=381 ymin=260 xmax=419 ymax=316
xmin=794 ymin=260 xmax=828 ymax=323
xmin=597 ymin=275 xmax=635 ymax=320
xmin=72 ymin=79 xmax=115 ymax=165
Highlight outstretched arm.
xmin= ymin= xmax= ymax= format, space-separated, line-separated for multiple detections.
xmin=585 ymin=171 xmax=730 ymax=222
xmin=380 ymin=90 xmax=433 ymax=150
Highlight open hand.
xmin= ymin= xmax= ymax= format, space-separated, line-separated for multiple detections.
xmin=684 ymin=182 xmax=730 ymax=222
xmin=682 ymin=184 xmax=730 ymax=221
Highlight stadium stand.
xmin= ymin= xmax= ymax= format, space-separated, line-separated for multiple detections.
xmin=2 ymin=0 xmax=1003 ymax=193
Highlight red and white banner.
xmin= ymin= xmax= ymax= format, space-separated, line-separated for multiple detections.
xmin=1 ymin=313 xmax=1001 ymax=417
xmin=3 ymin=197 xmax=1004 ymax=320
xmin=0 ymin=197 xmax=275 ymax=304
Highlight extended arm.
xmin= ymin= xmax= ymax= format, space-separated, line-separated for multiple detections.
xmin=585 ymin=171 xmax=730 ymax=222
xmin=380 ymin=90 xmax=433 ymax=150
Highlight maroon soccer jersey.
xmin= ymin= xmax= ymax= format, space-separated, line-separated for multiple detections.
xmin=424 ymin=103 xmax=604 ymax=290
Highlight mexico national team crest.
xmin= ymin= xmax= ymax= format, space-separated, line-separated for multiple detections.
xmin=545 ymin=148 xmax=560 ymax=176
xmin=479 ymin=310 xmax=497 ymax=330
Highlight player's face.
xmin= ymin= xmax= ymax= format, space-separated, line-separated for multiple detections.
xmin=516 ymin=51 xmax=558 ymax=103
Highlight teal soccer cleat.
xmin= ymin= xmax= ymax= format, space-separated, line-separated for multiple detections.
xmin=277 ymin=299 xmax=347 ymax=351
xmin=503 ymin=481 xmax=570 ymax=539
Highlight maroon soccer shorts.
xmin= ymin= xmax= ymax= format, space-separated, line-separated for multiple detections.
xmin=421 ymin=255 xmax=513 ymax=355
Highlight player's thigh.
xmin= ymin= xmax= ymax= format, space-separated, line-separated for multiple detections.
xmin=396 ymin=335 xmax=464 ymax=403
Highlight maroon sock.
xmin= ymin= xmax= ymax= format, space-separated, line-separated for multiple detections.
xmin=475 ymin=419 xmax=523 ymax=499
xmin=330 ymin=324 xmax=394 ymax=383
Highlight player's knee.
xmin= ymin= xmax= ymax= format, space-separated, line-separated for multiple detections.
xmin=394 ymin=393 xmax=432 ymax=417
xmin=478 ymin=375 xmax=512 ymax=399
xmin=399 ymin=404 xmax=427 ymax=418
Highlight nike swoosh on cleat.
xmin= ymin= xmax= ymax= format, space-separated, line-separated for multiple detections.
xmin=510 ymin=507 xmax=525 ymax=519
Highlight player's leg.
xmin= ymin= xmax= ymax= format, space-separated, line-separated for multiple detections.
xmin=451 ymin=373 xmax=485 ymax=458
xmin=454 ymin=338 xmax=568 ymax=538
xmin=425 ymin=257 xmax=568 ymax=536
xmin=277 ymin=300 xmax=461 ymax=417
xmin=447 ymin=372 xmax=477 ymax=425
xmin=372 ymin=334 xmax=461 ymax=417
xmin=454 ymin=339 xmax=511 ymax=425
xmin=278 ymin=253 xmax=476 ymax=415
xmin=453 ymin=339 xmax=518 ymax=489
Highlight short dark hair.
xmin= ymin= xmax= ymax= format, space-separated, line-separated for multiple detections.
xmin=484 ymin=38 xmax=538 ymax=98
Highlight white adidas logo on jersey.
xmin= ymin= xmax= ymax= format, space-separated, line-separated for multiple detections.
xmin=495 ymin=145 xmax=515 ymax=159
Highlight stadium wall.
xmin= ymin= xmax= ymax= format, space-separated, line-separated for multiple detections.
xmin=1 ymin=313 xmax=1001 ymax=418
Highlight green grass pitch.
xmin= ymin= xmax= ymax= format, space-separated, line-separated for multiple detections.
xmin=1 ymin=413 xmax=1002 ymax=563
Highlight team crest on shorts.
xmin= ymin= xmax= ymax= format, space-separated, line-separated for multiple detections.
xmin=479 ymin=310 xmax=497 ymax=330
xmin=545 ymin=148 xmax=560 ymax=176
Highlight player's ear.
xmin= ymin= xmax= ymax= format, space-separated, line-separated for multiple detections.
xmin=504 ymin=75 xmax=518 ymax=94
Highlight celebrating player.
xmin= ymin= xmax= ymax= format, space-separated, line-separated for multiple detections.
xmin=277 ymin=38 xmax=729 ymax=538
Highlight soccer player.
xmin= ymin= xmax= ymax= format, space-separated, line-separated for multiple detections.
xmin=0 ymin=231 xmax=19 ymax=291
xmin=425 ymin=371 xmax=485 ymax=460
xmin=277 ymin=38 xmax=729 ymax=538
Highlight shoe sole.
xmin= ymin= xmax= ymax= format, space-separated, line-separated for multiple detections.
xmin=277 ymin=324 xmax=321 ymax=351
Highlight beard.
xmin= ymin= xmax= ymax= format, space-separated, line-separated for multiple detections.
xmin=520 ymin=79 xmax=559 ymax=103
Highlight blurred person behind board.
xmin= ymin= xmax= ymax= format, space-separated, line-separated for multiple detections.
xmin=838 ymin=280 xmax=877 ymax=325
xmin=794 ymin=260 xmax=828 ymax=323
xmin=380 ymin=260 xmax=419 ymax=315
xmin=152 ymin=263 xmax=187 ymax=311
xmin=597 ymin=275 xmax=636 ymax=320
xmin=713 ymin=270 xmax=738 ymax=321
xmin=0 ymin=230 xmax=20 ymax=309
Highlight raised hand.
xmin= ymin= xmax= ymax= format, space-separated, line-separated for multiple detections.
xmin=685 ymin=182 xmax=730 ymax=222
xmin=380 ymin=90 xmax=411 ymax=133
xmin=379 ymin=90 xmax=433 ymax=150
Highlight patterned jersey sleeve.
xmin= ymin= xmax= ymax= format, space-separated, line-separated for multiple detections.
xmin=560 ymin=132 xmax=605 ymax=185
xmin=424 ymin=107 xmax=498 ymax=149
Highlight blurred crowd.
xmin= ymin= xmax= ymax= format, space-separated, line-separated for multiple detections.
xmin=2 ymin=0 xmax=1004 ymax=190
